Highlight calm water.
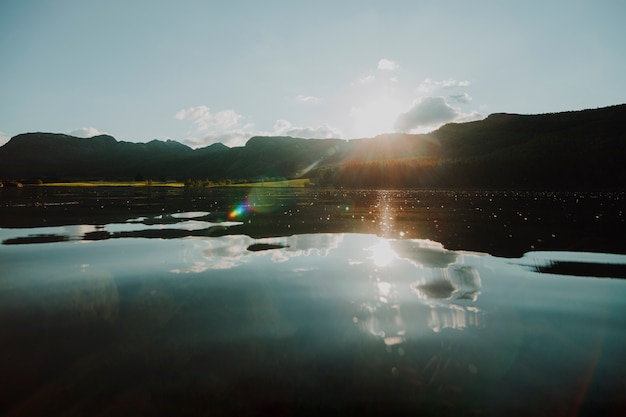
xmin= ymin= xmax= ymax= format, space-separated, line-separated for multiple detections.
xmin=1 ymin=187 xmax=625 ymax=416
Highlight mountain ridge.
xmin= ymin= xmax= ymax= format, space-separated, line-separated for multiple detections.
xmin=1 ymin=104 xmax=625 ymax=189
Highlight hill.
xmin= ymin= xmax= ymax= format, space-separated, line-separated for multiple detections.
xmin=0 ymin=133 xmax=191 ymax=181
xmin=313 ymin=105 xmax=626 ymax=189
xmin=0 ymin=104 xmax=625 ymax=189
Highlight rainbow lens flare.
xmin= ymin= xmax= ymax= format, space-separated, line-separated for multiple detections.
xmin=228 ymin=201 xmax=250 ymax=219
xmin=227 ymin=186 xmax=297 ymax=219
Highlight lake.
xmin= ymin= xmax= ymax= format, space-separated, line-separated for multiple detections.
xmin=1 ymin=186 xmax=625 ymax=416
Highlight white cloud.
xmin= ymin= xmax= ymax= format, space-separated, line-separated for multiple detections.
xmin=354 ymin=59 xmax=398 ymax=86
xmin=175 ymin=105 xmax=249 ymax=147
xmin=174 ymin=106 xmax=207 ymax=121
xmin=0 ymin=131 xmax=10 ymax=147
xmin=296 ymin=95 xmax=324 ymax=105
xmin=184 ymin=130 xmax=251 ymax=148
xmin=273 ymin=119 xmax=292 ymax=133
xmin=69 ymin=127 xmax=108 ymax=138
xmin=174 ymin=106 xmax=241 ymax=131
xmin=455 ymin=111 xmax=483 ymax=123
xmin=283 ymin=125 xmax=343 ymax=139
xmin=394 ymin=96 xmax=482 ymax=132
xmin=273 ymin=119 xmax=342 ymax=139
xmin=417 ymin=78 xmax=471 ymax=93
xmin=358 ymin=74 xmax=375 ymax=84
xmin=180 ymin=116 xmax=343 ymax=148
xmin=377 ymin=58 xmax=399 ymax=71
xmin=450 ymin=92 xmax=472 ymax=103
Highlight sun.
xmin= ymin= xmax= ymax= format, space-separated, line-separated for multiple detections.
xmin=351 ymin=97 xmax=404 ymax=138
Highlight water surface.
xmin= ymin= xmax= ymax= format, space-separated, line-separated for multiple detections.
xmin=1 ymin=187 xmax=625 ymax=416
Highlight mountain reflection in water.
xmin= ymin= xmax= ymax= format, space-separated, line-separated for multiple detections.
xmin=0 ymin=188 xmax=625 ymax=416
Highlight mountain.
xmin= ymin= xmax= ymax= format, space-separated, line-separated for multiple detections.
xmin=313 ymin=105 xmax=626 ymax=189
xmin=0 ymin=133 xmax=196 ymax=180
xmin=1 ymin=104 xmax=625 ymax=189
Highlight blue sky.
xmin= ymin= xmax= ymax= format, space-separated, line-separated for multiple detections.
xmin=1 ymin=0 xmax=624 ymax=148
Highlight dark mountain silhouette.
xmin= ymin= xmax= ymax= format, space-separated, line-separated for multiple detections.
xmin=0 ymin=104 xmax=624 ymax=189
xmin=0 ymin=133 xmax=194 ymax=180
xmin=313 ymin=104 xmax=626 ymax=189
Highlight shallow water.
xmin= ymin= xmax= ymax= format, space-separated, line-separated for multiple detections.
xmin=1 ymin=187 xmax=625 ymax=416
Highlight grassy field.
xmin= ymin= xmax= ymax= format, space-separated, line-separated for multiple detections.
xmin=41 ymin=181 xmax=186 ymax=187
xmin=39 ymin=179 xmax=314 ymax=188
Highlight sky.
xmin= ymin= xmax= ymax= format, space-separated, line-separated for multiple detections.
xmin=1 ymin=0 xmax=625 ymax=148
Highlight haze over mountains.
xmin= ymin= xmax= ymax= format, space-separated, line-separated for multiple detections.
xmin=1 ymin=105 xmax=625 ymax=189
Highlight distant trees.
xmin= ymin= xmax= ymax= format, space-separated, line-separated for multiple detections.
xmin=185 ymin=179 xmax=205 ymax=188
xmin=315 ymin=159 xmax=444 ymax=189
xmin=184 ymin=178 xmax=235 ymax=188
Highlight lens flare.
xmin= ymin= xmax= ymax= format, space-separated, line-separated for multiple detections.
xmin=228 ymin=185 xmax=299 ymax=219
xmin=228 ymin=201 xmax=250 ymax=219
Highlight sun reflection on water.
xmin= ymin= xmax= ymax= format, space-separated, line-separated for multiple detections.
xmin=368 ymin=239 xmax=397 ymax=267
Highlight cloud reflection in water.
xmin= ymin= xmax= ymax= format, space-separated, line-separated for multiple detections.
xmin=163 ymin=228 xmax=486 ymax=338
xmin=357 ymin=237 xmax=485 ymax=341
xmin=171 ymin=233 xmax=345 ymax=273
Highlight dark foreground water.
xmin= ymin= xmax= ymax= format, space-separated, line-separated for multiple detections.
xmin=1 ymin=187 xmax=625 ymax=416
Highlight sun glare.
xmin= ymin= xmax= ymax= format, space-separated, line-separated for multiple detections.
xmin=368 ymin=240 xmax=397 ymax=267
xmin=351 ymin=97 xmax=404 ymax=138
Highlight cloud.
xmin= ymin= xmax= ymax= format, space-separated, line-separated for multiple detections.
xmin=0 ymin=131 xmax=10 ymax=147
xmin=273 ymin=119 xmax=343 ymax=139
xmin=175 ymin=105 xmax=249 ymax=147
xmin=69 ymin=127 xmax=108 ymax=138
xmin=395 ymin=97 xmax=457 ymax=130
xmin=455 ymin=111 xmax=483 ymax=123
xmin=183 ymin=126 xmax=255 ymax=148
xmin=394 ymin=96 xmax=482 ymax=132
xmin=358 ymin=74 xmax=375 ymax=84
xmin=296 ymin=95 xmax=324 ymax=105
xmin=174 ymin=106 xmax=241 ymax=131
xmin=180 ymin=116 xmax=343 ymax=148
xmin=273 ymin=119 xmax=291 ymax=133
xmin=417 ymin=78 xmax=471 ymax=93
xmin=450 ymin=92 xmax=472 ymax=103
xmin=354 ymin=59 xmax=398 ymax=85
xmin=377 ymin=59 xmax=399 ymax=71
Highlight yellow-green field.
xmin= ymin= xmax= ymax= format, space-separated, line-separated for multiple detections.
xmin=41 ymin=181 xmax=186 ymax=187
xmin=39 ymin=179 xmax=314 ymax=188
